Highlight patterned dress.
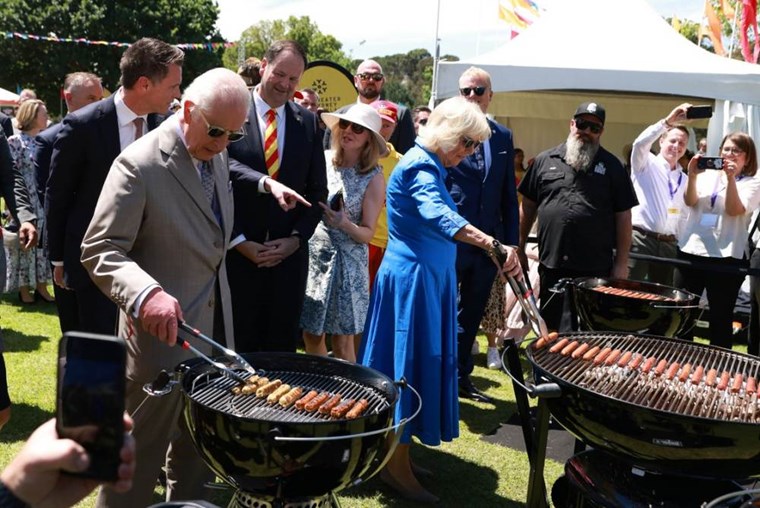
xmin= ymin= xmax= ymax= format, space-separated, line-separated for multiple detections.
xmin=300 ymin=152 xmax=380 ymax=335
xmin=5 ymin=132 xmax=51 ymax=291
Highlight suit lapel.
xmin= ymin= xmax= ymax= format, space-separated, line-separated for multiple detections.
xmin=244 ymin=100 xmax=266 ymax=168
xmin=99 ymin=97 xmax=121 ymax=164
xmin=281 ymin=102 xmax=303 ymax=171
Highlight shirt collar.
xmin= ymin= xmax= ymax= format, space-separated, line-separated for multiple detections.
xmin=253 ymin=87 xmax=285 ymax=121
xmin=114 ymin=88 xmax=148 ymax=128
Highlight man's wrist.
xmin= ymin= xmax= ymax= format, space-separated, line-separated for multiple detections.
xmin=0 ymin=480 xmax=29 ymax=508
xmin=290 ymin=230 xmax=302 ymax=247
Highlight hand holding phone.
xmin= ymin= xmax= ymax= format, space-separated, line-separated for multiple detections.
xmin=697 ymin=156 xmax=724 ymax=170
xmin=56 ymin=332 xmax=126 ymax=481
xmin=329 ymin=190 xmax=344 ymax=211
xmin=686 ymin=105 xmax=713 ymax=119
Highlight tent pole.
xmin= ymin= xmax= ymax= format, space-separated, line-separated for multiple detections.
xmin=430 ymin=0 xmax=441 ymax=108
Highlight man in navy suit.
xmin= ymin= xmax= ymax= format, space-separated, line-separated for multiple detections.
xmin=0 ymin=112 xmax=12 ymax=138
xmin=45 ymin=38 xmax=184 ymax=335
xmin=34 ymin=71 xmax=103 ymax=333
xmin=447 ymin=67 xmax=519 ymax=403
xmin=227 ymin=40 xmax=327 ymax=353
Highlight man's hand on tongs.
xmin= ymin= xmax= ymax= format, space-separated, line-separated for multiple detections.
xmin=488 ymin=240 xmax=523 ymax=281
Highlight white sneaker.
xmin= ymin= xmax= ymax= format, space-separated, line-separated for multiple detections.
xmin=487 ymin=347 xmax=502 ymax=370
xmin=471 ymin=339 xmax=480 ymax=355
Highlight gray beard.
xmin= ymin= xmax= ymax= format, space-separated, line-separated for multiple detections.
xmin=565 ymin=134 xmax=599 ymax=171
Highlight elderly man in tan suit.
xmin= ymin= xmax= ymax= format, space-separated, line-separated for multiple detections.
xmin=81 ymin=68 xmax=250 ymax=507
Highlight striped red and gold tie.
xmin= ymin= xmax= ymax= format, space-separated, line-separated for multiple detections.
xmin=264 ymin=109 xmax=280 ymax=179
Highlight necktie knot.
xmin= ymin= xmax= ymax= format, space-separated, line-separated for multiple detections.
xmin=133 ymin=117 xmax=145 ymax=140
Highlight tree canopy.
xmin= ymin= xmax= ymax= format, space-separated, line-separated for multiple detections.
xmin=0 ymin=0 xmax=224 ymax=118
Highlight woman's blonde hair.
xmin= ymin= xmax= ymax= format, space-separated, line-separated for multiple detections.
xmin=15 ymin=99 xmax=45 ymax=132
xmin=330 ymin=123 xmax=381 ymax=174
xmin=418 ymin=96 xmax=490 ymax=154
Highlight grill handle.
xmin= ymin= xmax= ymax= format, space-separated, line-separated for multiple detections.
xmin=650 ymin=303 xmax=701 ymax=309
xmin=272 ymin=381 xmax=422 ymax=443
xmin=178 ymin=320 xmax=258 ymax=376
xmin=500 ymin=348 xmax=561 ymax=399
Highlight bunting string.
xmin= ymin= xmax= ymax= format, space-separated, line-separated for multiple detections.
xmin=2 ymin=31 xmax=235 ymax=51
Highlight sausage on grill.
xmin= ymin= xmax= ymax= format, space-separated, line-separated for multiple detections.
xmin=616 ymin=351 xmax=632 ymax=368
xmin=304 ymin=392 xmax=330 ymax=412
xmin=747 ymin=376 xmax=758 ymax=394
xmin=666 ymin=362 xmax=680 ymax=380
xmin=655 ymin=359 xmax=669 ymax=376
xmin=295 ymin=390 xmax=319 ymax=410
xmin=641 ymin=357 xmax=657 ymax=374
xmin=572 ymin=342 xmax=590 ymax=359
xmin=560 ymin=341 xmax=580 ymax=356
xmin=629 ymin=353 xmax=644 ymax=369
xmin=678 ymin=363 xmax=692 ymax=383
xmin=346 ymin=399 xmax=369 ymax=419
xmin=535 ymin=331 xmax=559 ymax=349
xmin=604 ymin=349 xmax=622 ymax=366
xmin=279 ymin=387 xmax=303 ymax=408
xmin=256 ymin=379 xmax=283 ymax=398
xmin=731 ymin=373 xmax=744 ymax=394
xmin=330 ymin=399 xmax=356 ymax=419
xmin=266 ymin=384 xmax=291 ymax=404
xmin=318 ymin=394 xmax=342 ymax=415
xmin=692 ymin=366 xmax=705 ymax=385
xmin=706 ymin=368 xmax=718 ymax=387
xmin=718 ymin=371 xmax=731 ymax=391
xmin=583 ymin=346 xmax=601 ymax=361
xmin=549 ymin=338 xmax=570 ymax=354
xmin=592 ymin=347 xmax=612 ymax=365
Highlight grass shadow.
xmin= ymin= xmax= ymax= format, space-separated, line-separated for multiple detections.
xmin=0 ymin=401 xmax=53 ymax=443
xmin=2 ymin=329 xmax=52 ymax=353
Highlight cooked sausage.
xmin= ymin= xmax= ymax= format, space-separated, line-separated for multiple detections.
xmin=747 ymin=376 xmax=758 ymax=394
xmin=706 ymin=368 xmax=718 ymax=387
xmin=731 ymin=373 xmax=744 ymax=394
xmin=593 ymin=347 xmax=612 ymax=365
xmin=295 ymin=390 xmax=319 ymax=410
xmin=535 ymin=331 xmax=560 ymax=350
xmin=718 ymin=371 xmax=731 ymax=391
xmin=691 ymin=366 xmax=705 ymax=385
xmin=549 ymin=338 xmax=570 ymax=354
xmin=278 ymin=386 xmax=303 ymax=408
xmin=318 ymin=394 xmax=342 ymax=415
xmin=267 ymin=384 xmax=291 ymax=404
xmin=655 ymin=359 xmax=668 ymax=376
xmin=346 ymin=399 xmax=369 ymax=419
xmin=330 ymin=399 xmax=356 ymax=419
xmin=304 ymin=392 xmax=330 ymax=412
xmin=583 ymin=346 xmax=601 ymax=361
xmin=629 ymin=353 xmax=644 ymax=369
xmin=572 ymin=342 xmax=590 ymax=359
xmin=678 ymin=363 xmax=692 ymax=383
xmin=604 ymin=349 xmax=622 ymax=366
xmin=641 ymin=357 xmax=657 ymax=374
xmin=616 ymin=351 xmax=633 ymax=368
xmin=256 ymin=379 xmax=282 ymax=398
xmin=241 ymin=382 xmax=260 ymax=395
xmin=560 ymin=341 xmax=581 ymax=356
xmin=232 ymin=375 xmax=261 ymax=394
xmin=666 ymin=362 xmax=681 ymax=380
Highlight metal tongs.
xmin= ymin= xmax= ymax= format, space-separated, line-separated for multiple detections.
xmin=176 ymin=321 xmax=258 ymax=383
xmin=490 ymin=240 xmax=549 ymax=339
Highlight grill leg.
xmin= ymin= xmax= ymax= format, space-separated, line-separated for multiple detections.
xmin=527 ymin=399 xmax=551 ymax=508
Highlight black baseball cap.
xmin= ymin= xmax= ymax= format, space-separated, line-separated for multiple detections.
xmin=574 ymin=102 xmax=606 ymax=125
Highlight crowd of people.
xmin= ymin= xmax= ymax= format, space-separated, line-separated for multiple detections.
xmin=0 ymin=34 xmax=759 ymax=507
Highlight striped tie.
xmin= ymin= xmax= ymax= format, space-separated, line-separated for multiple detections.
xmin=264 ymin=109 xmax=279 ymax=179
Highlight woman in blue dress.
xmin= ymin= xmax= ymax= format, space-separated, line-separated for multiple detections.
xmin=359 ymin=97 xmax=522 ymax=503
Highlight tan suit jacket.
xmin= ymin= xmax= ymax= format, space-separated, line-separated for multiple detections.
xmin=81 ymin=115 xmax=235 ymax=384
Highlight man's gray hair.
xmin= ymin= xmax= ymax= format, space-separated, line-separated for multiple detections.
xmin=418 ymin=97 xmax=491 ymax=153
xmin=182 ymin=68 xmax=251 ymax=114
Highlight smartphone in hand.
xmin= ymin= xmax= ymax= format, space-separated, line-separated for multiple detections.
xmin=329 ymin=190 xmax=344 ymax=211
xmin=686 ymin=105 xmax=713 ymax=119
xmin=697 ymin=157 xmax=724 ymax=170
xmin=56 ymin=332 xmax=126 ymax=481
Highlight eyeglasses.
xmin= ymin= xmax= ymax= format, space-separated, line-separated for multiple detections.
xmin=721 ymin=146 xmax=745 ymax=155
xmin=196 ymin=109 xmax=245 ymax=142
xmin=338 ymin=118 xmax=366 ymax=134
xmin=462 ymin=136 xmax=481 ymax=150
xmin=418 ymin=118 xmax=428 ymax=126
xmin=574 ymin=118 xmax=603 ymax=134
xmin=357 ymin=72 xmax=384 ymax=82
xmin=460 ymin=86 xmax=487 ymax=97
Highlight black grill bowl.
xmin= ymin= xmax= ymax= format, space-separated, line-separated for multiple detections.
xmin=572 ymin=277 xmax=700 ymax=337
xmin=179 ymin=353 xmax=399 ymax=498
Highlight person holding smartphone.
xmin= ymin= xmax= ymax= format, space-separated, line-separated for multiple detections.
xmin=675 ymin=132 xmax=760 ymax=349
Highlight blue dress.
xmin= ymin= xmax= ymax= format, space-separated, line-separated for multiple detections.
xmin=359 ymin=142 xmax=469 ymax=446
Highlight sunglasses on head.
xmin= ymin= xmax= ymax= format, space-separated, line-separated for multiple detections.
xmin=357 ymin=72 xmax=384 ymax=82
xmin=196 ymin=109 xmax=245 ymax=142
xmin=460 ymin=86 xmax=487 ymax=97
xmin=462 ymin=136 xmax=481 ymax=150
xmin=338 ymin=118 xmax=366 ymax=134
xmin=574 ymin=118 xmax=603 ymax=134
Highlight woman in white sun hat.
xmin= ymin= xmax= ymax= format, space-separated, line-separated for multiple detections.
xmin=301 ymin=103 xmax=387 ymax=362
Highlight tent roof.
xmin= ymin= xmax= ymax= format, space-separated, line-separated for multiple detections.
xmin=0 ymin=87 xmax=19 ymax=107
xmin=437 ymin=0 xmax=760 ymax=105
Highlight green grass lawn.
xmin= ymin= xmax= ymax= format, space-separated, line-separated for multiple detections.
xmin=0 ymin=292 xmax=738 ymax=507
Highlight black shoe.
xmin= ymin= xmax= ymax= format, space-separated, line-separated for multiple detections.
xmin=458 ymin=377 xmax=493 ymax=403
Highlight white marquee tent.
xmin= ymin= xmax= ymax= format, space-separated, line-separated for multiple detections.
xmin=435 ymin=0 xmax=760 ymax=160
xmin=0 ymin=87 xmax=19 ymax=107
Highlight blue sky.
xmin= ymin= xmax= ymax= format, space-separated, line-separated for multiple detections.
xmin=216 ymin=0 xmax=704 ymax=60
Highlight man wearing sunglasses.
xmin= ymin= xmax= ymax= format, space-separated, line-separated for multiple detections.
xmin=322 ymin=59 xmax=416 ymax=154
xmin=518 ymin=102 xmax=638 ymax=333
xmin=447 ymin=67 xmax=519 ymax=402
xmin=226 ymin=40 xmax=327 ymax=354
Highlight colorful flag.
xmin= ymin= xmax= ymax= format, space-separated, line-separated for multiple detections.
xmin=740 ymin=0 xmax=759 ymax=63
xmin=703 ymin=0 xmax=727 ymax=55
xmin=722 ymin=0 xmax=736 ymax=20
xmin=498 ymin=0 xmax=541 ymax=38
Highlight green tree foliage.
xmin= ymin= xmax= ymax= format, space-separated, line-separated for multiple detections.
xmin=222 ymin=16 xmax=352 ymax=71
xmin=0 ymin=0 xmax=224 ymax=118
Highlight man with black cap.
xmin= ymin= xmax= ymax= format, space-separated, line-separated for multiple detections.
xmin=518 ymin=101 xmax=638 ymax=332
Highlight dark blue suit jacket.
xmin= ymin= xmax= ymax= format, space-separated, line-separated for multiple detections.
xmin=447 ymin=118 xmax=518 ymax=268
xmin=45 ymin=96 xmax=162 ymax=288
xmin=0 ymin=112 xmax=13 ymax=138
xmin=33 ymin=122 xmax=63 ymax=207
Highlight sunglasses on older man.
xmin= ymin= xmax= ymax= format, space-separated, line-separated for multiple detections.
xmin=196 ymin=108 xmax=245 ymax=142
xmin=460 ymin=86 xmax=487 ymax=97
xmin=338 ymin=119 xmax=367 ymax=134
xmin=574 ymin=118 xmax=603 ymax=134
xmin=357 ymin=72 xmax=384 ymax=82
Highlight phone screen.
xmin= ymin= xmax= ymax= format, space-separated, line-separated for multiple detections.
xmin=57 ymin=333 xmax=126 ymax=481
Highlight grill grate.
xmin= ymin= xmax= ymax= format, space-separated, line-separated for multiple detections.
xmin=530 ymin=333 xmax=760 ymax=424
xmin=187 ymin=369 xmax=390 ymax=423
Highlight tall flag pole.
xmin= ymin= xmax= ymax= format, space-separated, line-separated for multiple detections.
xmin=430 ymin=0 xmax=442 ymax=108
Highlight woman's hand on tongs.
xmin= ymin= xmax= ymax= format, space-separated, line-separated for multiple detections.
xmin=488 ymin=240 xmax=523 ymax=281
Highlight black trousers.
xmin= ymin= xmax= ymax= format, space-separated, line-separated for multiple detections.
xmin=748 ymin=248 xmax=760 ymax=356
xmin=673 ymin=250 xmax=746 ymax=349
xmin=538 ymin=265 xmax=608 ymax=333
xmin=75 ymin=278 xmax=118 ymax=335
xmin=456 ymin=253 xmax=497 ymax=379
